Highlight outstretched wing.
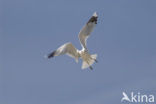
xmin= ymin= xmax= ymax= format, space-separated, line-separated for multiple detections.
xmin=78 ymin=12 xmax=98 ymax=50
xmin=47 ymin=43 xmax=78 ymax=59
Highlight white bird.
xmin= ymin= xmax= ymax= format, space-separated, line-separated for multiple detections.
xmin=46 ymin=12 xmax=98 ymax=70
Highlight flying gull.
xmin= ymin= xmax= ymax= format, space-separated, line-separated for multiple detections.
xmin=46 ymin=12 xmax=98 ymax=70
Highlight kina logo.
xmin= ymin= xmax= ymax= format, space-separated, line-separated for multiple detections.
xmin=121 ymin=92 xmax=154 ymax=103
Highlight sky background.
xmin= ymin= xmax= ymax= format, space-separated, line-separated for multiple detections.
xmin=1 ymin=0 xmax=156 ymax=104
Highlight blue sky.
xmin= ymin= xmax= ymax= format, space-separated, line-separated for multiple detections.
xmin=1 ymin=0 xmax=156 ymax=104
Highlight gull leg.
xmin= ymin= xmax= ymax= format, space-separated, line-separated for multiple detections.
xmin=86 ymin=61 xmax=93 ymax=70
xmin=94 ymin=59 xmax=98 ymax=63
xmin=90 ymin=57 xmax=98 ymax=63
xmin=89 ymin=66 xmax=93 ymax=70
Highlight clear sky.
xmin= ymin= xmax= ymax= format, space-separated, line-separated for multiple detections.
xmin=1 ymin=0 xmax=156 ymax=104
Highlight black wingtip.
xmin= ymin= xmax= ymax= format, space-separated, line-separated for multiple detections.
xmin=47 ymin=50 xmax=56 ymax=59
xmin=87 ymin=16 xmax=98 ymax=24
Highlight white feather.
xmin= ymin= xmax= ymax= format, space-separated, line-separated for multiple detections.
xmin=93 ymin=12 xmax=98 ymax=17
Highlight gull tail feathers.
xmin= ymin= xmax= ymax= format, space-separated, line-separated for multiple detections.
xmin=81 ymin=54 xmax=97 ymax=69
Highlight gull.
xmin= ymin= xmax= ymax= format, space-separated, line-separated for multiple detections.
xmin=46 ymin=12 xmax=98 ymax=70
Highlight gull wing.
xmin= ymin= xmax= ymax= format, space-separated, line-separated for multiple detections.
xmin=78 ymin=12 xmax=98 ymax=50
xmin=47 ymin=43 xmax=78 ymax=59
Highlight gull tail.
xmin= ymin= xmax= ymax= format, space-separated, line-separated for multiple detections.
xmin=81 ymin=54 xmax=97 ymax=70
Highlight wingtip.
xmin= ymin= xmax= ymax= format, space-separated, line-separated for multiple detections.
xmin=93 ymin=12 xmax=98 ymax=17
xmin=46 ymin=50 xmax=56 ymax=59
